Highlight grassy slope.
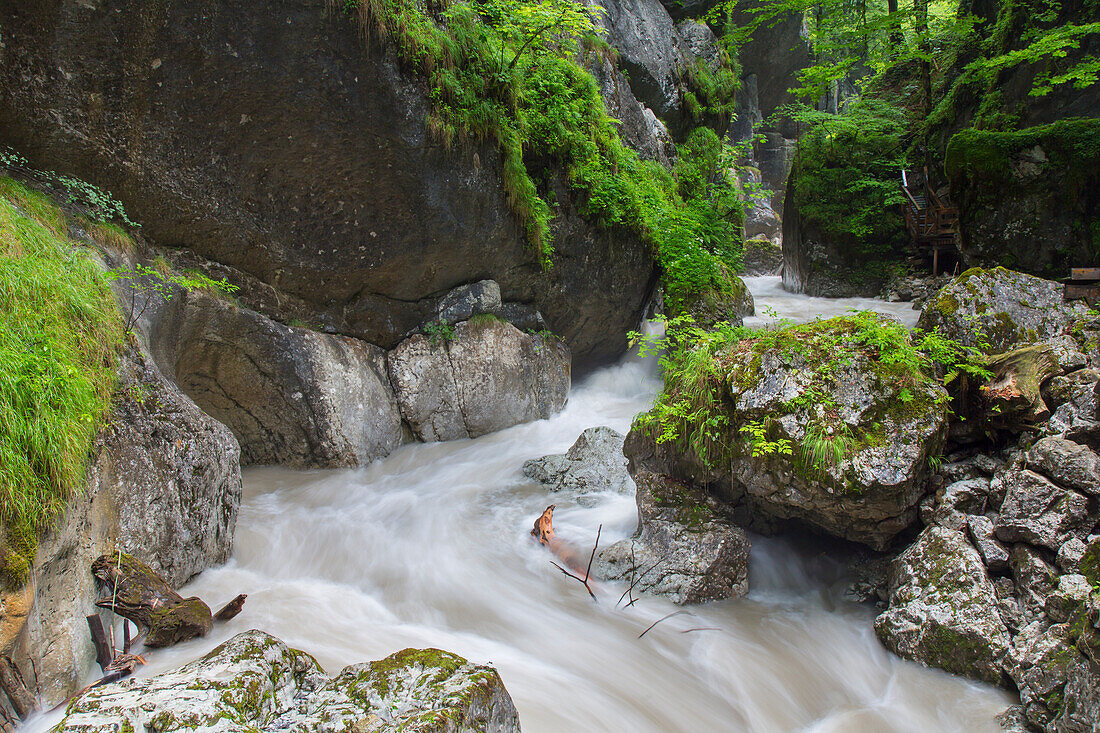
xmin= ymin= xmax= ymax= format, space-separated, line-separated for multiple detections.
xmin=0 ymin=177 xmax=124 ymax=584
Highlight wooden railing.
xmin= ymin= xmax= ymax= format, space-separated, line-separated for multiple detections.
xmin=901 ymin=168 xmax=959 ymax=274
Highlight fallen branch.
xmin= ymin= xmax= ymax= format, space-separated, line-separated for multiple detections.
xmin=214 ymin=594 xmax=248 ymax=622
xmin=0 ymin=657 xmax=33 ymax=721
xmin=550 ymin=524 xmax=602 ymax=601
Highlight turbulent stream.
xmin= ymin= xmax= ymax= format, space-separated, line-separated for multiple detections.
xmin=27 ymin=276 xmax=1013 ymax=732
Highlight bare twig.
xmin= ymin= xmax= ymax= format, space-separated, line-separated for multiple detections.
xmin=681 ymin=627 xmax=721 ymax=634
xmin=638 ymin=610 xmax=689 ymax=639
xmin=549 ymin=524 xmax=602 ymax=601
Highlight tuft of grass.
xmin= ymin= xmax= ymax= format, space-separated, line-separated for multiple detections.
xmin=0 ymin=178 xmax=124 ymax=585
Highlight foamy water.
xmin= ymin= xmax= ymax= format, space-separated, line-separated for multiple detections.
xmin=22 ymin=277 xmax=1010 ymax=732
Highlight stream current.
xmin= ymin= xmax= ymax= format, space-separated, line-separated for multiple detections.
xmin=27 ymin=276 xmax=1013 ymax=732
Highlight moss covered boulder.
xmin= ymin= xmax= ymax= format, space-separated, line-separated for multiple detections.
xmin=874 ymin=526 xmax=1011 ymax=685
xmin=917 ymin=267 xmax=1091 ymax=354
xmin=593 ymin=470 xmax=750 ymax=604
xmin=721 ymin=314 xmax=949 ymax=549
xmin=671 ymin=271 xmax=755 ymax=330
xmin=54 ymin=630 xmax=521 ymax=732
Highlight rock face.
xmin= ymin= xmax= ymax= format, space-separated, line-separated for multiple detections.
xmin=741 ymin=237 xmax=783 ymax=276
xmin=917 ymin=267 xmax=1091 ymax=353
xmin=945 ymin=120 xmax=1100 ymax=280
xmin=594 ymin=471 xmax=750 ymax=604
xmin=523 ymin=427 xmax=632 ymax=502
xmin=0 ymin=0 xmax=654 ymax=369
xmin=874 ymin=526 xmax=1011 ymax=684
xmin=53 ymin=630 xmax=521 ymax=733
xmin=387 ymin=319 xmax=570 ymax=442
xmin=152 ymin=291 xmax=406 ymax=468
xmin=0 ymin=347 xmax=242 ymax=706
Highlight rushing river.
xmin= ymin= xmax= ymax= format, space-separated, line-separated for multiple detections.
xmin=25 ymin=276 xmax=1011 ymax=732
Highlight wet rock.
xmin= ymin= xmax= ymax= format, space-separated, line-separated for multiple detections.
xmin=594 ymin=471 xmax=750 ymax=604
xmin=144 ymin=597 xmax=215 ymax=648
xmin=1044 ymin=574 xmax=1092 ymax=623
xmin=874 ymin=526 xmax=1010 ymax=684
xmin=1082 ymin=536 xmax=1100 ymax=588
xmin=720 ymin=316 xmax=950 ymax=549
xmin=1027 ymin=436 xmax=1100 ymax=497
xmin=152 ymin=291 xmax=405 ymax=468
xmin=994 ymin=470 xmax=1095 ymax=552
xmin=917 ymin=267 xmax=1090 ymax=354
xmin=1045 ymin=369 xmax=1100 ymax=440
xmin=993 ymin=577 xmax=1025 ymax=633
xmin=435 ymin=280 xmax=502 ymax=326
xmin=523 ymin=427 xmax=631 ymax=502
xmin=995 ymin=704 xmax=1031 ymax=732
xmin=741 ymin=237 xmax=783 ymax=276
xmin=388 ymin=319 xmax=571 ymax=442
xmin=54 ymin=630 xmax=520 ymax=732
xmin=1057 ymin=538 xmax=1088 ymax=573
xmin=1010 ymin=544 xmax=1059 ymax=619
xmin=1047 ymin=335 xmax=1089 ymax=373
xmin=970 ymin=516 xmax=1011 ymax=572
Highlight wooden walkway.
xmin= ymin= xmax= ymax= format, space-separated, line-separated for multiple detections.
xmin=901 ymin=169 xmax=959 ymax=275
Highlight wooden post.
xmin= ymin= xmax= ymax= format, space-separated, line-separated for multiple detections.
xmin=933 ymin=246 xmax=939 ymax=276
xmin=86 ymin=615 xmax=113 ymax=672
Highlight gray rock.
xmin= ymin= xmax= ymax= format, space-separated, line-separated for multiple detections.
xmin=1045 ymin=574 xmax=1093 ymax=623
xmin=932 ymin=478 xmax=991 ymax=530
xmin=970 ymin=515 xmax=1011 ymax=572
xmin=1057 ymin=538 xmax=1088 ymax=573
xmin=1010 ymin=544 xmax=1059 ymax=619
xmin=917 ymin=267 xmax=1089 ymax=354
xmin=1047 ymin=335 xmax=1089 ymax=373
xmin=1027 ymin=436 xmax=1100 ymax=497
xmin=494 ymin=302 xmax=548 ymax=334
xmin=388 ymin=319 xmax=571 ymax=442
xmin=586 ymin=50 xmax=670 ymax=165
xmin=994 ymin=469 xmax=1094 ymax=551
xmin=874 ymin=526 xmax=1010 ymax=684
xmin=995 ymin=705 xmax=1031 ymax=732
xmin=594 ymin=471 xmax=750 ymax=604
xmin=591 ymin=0 xmax=684 ymax=119
xmin=993 ymin=577 xmax=1025 ymax=633
xmin=53 ymin=630 xmax=520 ymax=732
xmin=2 ymin=347 xmax=241 ymax=706
xmin=1045 ymin=369 xmax=1100 ymax=440
xmin=436 ymin=280 xmax=503 ymax=326
xmin=152 ymin=291 xmax=406 ymax=468
xmin=523 ymin=427 xmax=631 ymax=501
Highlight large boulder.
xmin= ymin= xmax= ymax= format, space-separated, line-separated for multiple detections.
xmin=151 ymin=291 xmax=406 ymax=468
xmin=1005 ymin=618 xmax=1100 ymax=732
xmin=53 ymin=630 xmax=521 ymax=732
xmin=993 ymin=468 xmax=1096 ymax=552
xmin=523 ymin=426 xmax=632 ymax=503
xmin=917 ymin=267 xmax=1090 ymax=354
xmin=387 ymin=319 xmax=570 ymax=442
xmin=874 ymin=526 xmax=1011 ymax=684
xmin=0 ymin=0 xmax=654 ymax=369
xmin=594 ymin=471 xmax=750 ymax=604
xmin=719 ymin=315 xmax=950 ymax=549
xmin=1 ymin=347 xmax=242 ymax=705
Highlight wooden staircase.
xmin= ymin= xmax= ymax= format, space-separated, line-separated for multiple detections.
xmin=901 ymin=169 xmax=959 ymax=275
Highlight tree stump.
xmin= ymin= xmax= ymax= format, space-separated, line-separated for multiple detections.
xmin=978 ymin=343 xmax=1059 ymax=428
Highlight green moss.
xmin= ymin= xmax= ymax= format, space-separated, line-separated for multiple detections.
xmin=945 ymin=118 xmax=1100 ymax=187
xmin=936 ymin=292 xmax=961 ymax=317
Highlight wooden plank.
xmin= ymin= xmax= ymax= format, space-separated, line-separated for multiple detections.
xmin=1071 ymin=267 xmax=1100 ymax=280
xmin=1065 ymin=283 xmax=1100 ymax=300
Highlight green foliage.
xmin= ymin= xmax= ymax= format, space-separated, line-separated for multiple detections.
xmin=784 ymin=98 xmax=910 ymax=273
xmin=0 ymin=179 xmax=124 ymax=585
xmin=423 ymin=320 xmax=456 ymax=344
xmin=338 ymin=0 xmax=743 ymax=296
xmin=1 ymin=147 xmax=138 ymax=227
xmin=945 ymin=117 xmax=1100 ymax=184
xmin=107 ymin=264 xmax=240 ymax=335
xmin=630 ymin=309 xmax=989 ymax=473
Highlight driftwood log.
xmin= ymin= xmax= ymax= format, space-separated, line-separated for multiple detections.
xmin=92 ymin=553 xmax=214 ymax=648
xmin=0 ymin=657 xmax=33 ymax=721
